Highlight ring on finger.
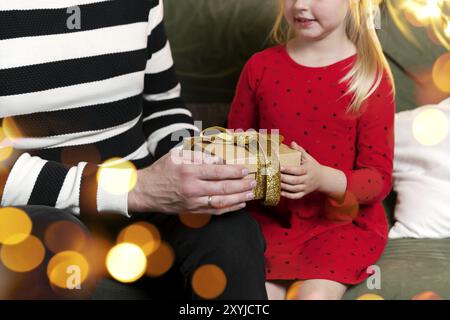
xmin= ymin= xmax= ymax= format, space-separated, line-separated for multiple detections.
xmin=207 ymin=195 xmax=213 ymax=207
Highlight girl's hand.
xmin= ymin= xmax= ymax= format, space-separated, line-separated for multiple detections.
xmin=280 ymin=141 xmax=325 ymax=200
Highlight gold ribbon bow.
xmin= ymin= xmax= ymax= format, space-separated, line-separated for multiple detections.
xmin=189 ymin=126 xmax=283 ymax=206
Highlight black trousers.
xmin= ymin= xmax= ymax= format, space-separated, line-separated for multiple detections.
xmin=0 ymin=206 xmax=268 ymax=300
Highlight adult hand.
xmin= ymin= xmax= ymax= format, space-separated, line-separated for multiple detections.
xmin=128 ymin=150 xmax=256 ymax=215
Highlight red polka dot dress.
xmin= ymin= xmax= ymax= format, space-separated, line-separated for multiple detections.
xmin=227 ymin=45 xmax=395 ymax=285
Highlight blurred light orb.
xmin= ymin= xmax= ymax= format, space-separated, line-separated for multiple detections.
xmin=403 ymin=0 xmax=440 ymax=25
xmin=179 ymin=213 xmax=212 ymax=229
xmin=0 ymin=127 xmax=14 ymax=162
xmin=422 ymin=0 xmax=442 ymax=19
xmin=356 ymin=293 xmax=384 ymax=300
xmin=44 ymin=221 xmax=88 ymax=253
xmin=412 ymin=108 xmax=449 ymax=146
xmin=432 ymin=52 xmax=450 ymax=93
xmin=1 ymin=117 xmax=22 ymax=140
xmin=445 ymin=21 xmax=450 ymax=37
xmin=0 ymin=146 xmax=13 ymax=162
xmin=47 ymin=251 xmax=90 ymax=289
xmin=324 ymin=191 xmax=360 ymax=222
xmin=117 ymin=222 xmax=161 ymax=256
xmin=286 ymin=281 xmax=304 ymax=300
xmin=387 ymin=0 xmax=450 ymax=49
xmin=146 ymin=241 xmax=175 ymax=277
xmin=0 ymin=235 xmax=45 ymax=272
xmin=61 ymin=144 xmax=101 ymax=170
xmin=191 ymin=264 xmax=227 ymax=300
xmin=97 ymin=158 xmax=137 ymax=195
xmin=0 ymin=207 xmax=32 ymax=245
xmin=412 ymin=291 xmax=443 ymax=300
xmin=404 ymin=9 xmax=426 ymax=27
xmin=106 ymin=243 xmax=147 ymax=283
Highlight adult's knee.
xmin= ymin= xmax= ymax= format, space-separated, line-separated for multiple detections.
xmin=15 ymin=205 xmax=90 ymax=239
xmin=185 ymin=211 xmax=266 ymax=271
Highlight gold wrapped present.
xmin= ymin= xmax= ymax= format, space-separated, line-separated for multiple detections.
xmin=182 ymin=127 xmax=302 ymax=206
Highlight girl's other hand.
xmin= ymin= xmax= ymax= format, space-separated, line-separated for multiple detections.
xmin=280 ymin=141 xmax=325 ymax=200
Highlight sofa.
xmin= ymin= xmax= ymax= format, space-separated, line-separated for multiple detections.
xmin=93 ymin=0 xmax=450 ymax=300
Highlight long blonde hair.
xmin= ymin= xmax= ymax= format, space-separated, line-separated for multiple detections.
xmin=270 ymin=0 xmax=395 ymax=113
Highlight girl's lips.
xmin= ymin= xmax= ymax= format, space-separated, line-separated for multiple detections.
xmin=294 ymin=17 xmax=317 ymax=28
xmin=295 ymin=17 xmax=316 ymax=22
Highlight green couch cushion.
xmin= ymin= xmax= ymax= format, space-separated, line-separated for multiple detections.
xmin=343 ymin=238 xmax=450 ymax=300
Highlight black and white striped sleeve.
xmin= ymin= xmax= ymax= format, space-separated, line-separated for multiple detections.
xmin=142 ymin=0 xmax=199 ymax=160
xmin=0 ymin=141 xmax=114 ymax=217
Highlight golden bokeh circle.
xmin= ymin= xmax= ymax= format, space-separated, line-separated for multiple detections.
xmin=1 ymin=235 xmax=45 ymax=272
xmin=146 ymin=241 xmax=175 ymax=277
xmin=179 ymin=213 xmax=212 ymax=229
xmin=324 ymin=192 xmax=360 ymax=222
xmin=432 ymin=52 xmax=450 ymax=93
xmin=286 ymin=280 xmax=304 ymax=300
xmin=412 ymin=108 xmax=449 ymax=146
xmin=1 ymin=117 xmax=23 ymax=140
xmin=0 ymin=207 xmax=32 ymax=245
xmin=47 ymin=251 xmax=90 ymax=289
xmin=97 ymin=158 xmax=138 ymax=195
xmin=191 ymin=264 xmax=227 ymax=300
xmin=356 ymin=293 xmax=384 ymax=300
xmin=0 ymin=126 xmax=14 ymax=162
xmin=412 ymin=291 xmax=443 ymax=300
xmin=44 ymin=220 xmax=88 ymax=253
xmin=61 ymin=144 xmax=101 ymax=170
xmin=106 ymin=243 xmax=147 ymax=283
xmin=117 ymin=222 xmax=161 ymax=256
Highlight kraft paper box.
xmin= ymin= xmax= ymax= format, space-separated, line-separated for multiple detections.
xmin=182 ymin=137 xmax=302 ymax=177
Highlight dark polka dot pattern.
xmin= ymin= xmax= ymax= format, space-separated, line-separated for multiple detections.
xmin=227 ymin=45 xmax=394 ymax=285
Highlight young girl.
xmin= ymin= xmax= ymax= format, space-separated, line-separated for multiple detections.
xmin=228 ymin=0 xmax=395 ymax=300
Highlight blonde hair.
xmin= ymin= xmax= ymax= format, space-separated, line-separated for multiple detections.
xmin=270 ymin=0 xmax=395 ymax=113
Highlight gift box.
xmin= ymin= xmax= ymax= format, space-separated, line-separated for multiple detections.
xmin=182 ymin=127 xmax=302 ymax=206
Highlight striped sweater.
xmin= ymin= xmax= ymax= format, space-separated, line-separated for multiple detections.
xmin=0 ymin=0 xmax=198 ymax=216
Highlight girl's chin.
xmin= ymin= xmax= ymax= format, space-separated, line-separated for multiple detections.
xmin=293 ymin=29 xmax=324 ymax=40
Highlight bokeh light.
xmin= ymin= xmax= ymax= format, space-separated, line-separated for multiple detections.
xmin=97 ymin=158 xmax=137 ymax=195
xmin=285 ymin=280 xmax=304 ymax=300
xmin=420 ymin=0 xmax=442 ymax=20
xmin=324 ymin=192 xmax=360 ymax=222
xmin=1 ymin=117 xmax=23 ymax=141
xmin=412 ymin=291 xmax=443 ymax=300
xmin=412 ymin=108 xmax=449 ymax=145
xmin=86 ymin=234 xmax=114 ymax=277
xmin=191 ymin=264 xmax=227 ymax=300
xmin=117 ymin=222 xmax=161 ymax=256
xmin=0 ymin=207 xmax=32 ymax=245
xmin=432 ymin=52 xmax=450 ymax=93
xmin=356 ymin=293 xmax=385 ymax=300
xmin=413 ymin=68 xmax=449 ymax=106
xmin=44 ymin=220 xmax=88 ymax=253
xmin=47 ymin=251 xmax=90 ymax=289
xmin=404 ymin=9 xmax=426 ymax=27
xmin=387 ymin=0 xmax=450 ymax=49
xmin=179 ymin=213 xmax=212 ymax=229
xmin=106 ymin=243 xmax=146 ymax=283
xmin=146 ymin=241 xmax=175 ymax=277
xmin=0 ymin=126 xmax=14 ymax=162
xmin=0 ymin=235 xmax=45 ymax=272
xmin=61 ymin=144 xmax=101 ymax=172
